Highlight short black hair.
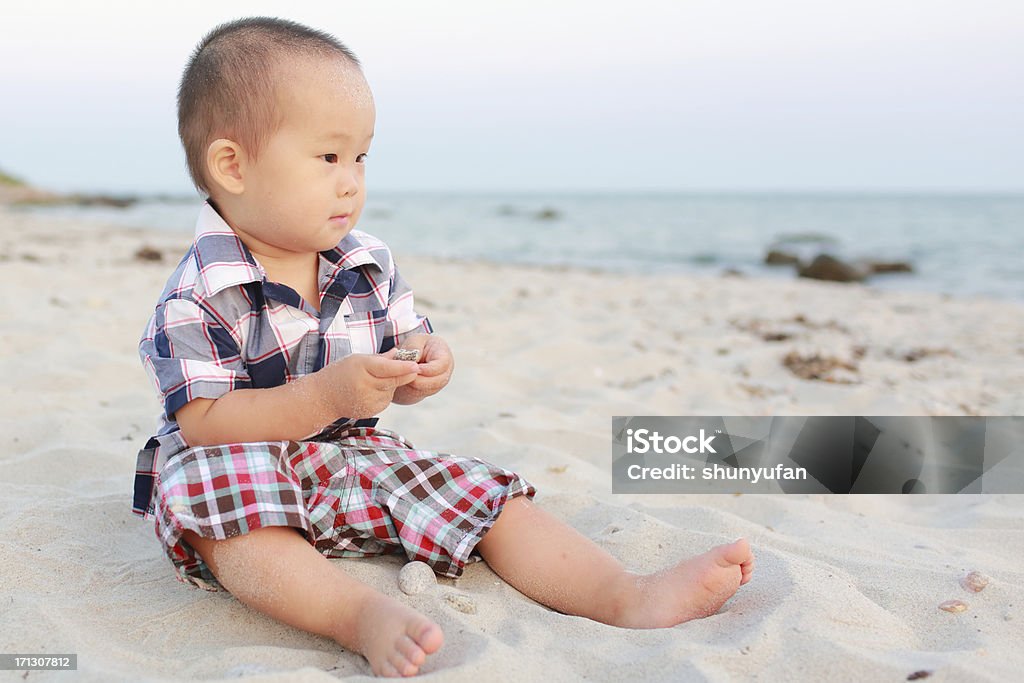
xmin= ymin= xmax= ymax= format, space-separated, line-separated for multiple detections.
xmin=177 ymin=16 xmax=360 ymax=195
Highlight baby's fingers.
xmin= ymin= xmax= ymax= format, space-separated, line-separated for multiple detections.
xmin=367 ymin=352 xmax=421 ymax=379
xmin=408 ymin=372 xmax=449 ymax=394
xmin=414 ymin=358 xmax=446 ymax=377
xmin=394 ymin=369 xmax=420 ymax=387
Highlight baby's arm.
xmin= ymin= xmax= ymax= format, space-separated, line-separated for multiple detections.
xmin=392 ymin=334 xmax=454 ymax=405
xmin=177 ymin=352 xmax=420 ymax=447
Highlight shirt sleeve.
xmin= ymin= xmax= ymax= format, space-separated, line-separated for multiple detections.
xmin=385 ymin=261 xmax=433 ymax=349
xmin=139 ymin=297 xmax=251 ymax=419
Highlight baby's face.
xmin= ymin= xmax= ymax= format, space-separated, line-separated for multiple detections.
xmin=237 ymin=57 xmax=376 ymax=255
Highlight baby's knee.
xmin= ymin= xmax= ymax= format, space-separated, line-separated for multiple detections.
xmin=181 ymin=529 xmax=218 ymax=566
xmin=179 ymin=529 xmax=250 ymax=585
xmin=183 ymin=527 xmax=304 ymax=561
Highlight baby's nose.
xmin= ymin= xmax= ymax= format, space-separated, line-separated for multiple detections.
xmin=335 ymin=167 xmax=359 ymax=197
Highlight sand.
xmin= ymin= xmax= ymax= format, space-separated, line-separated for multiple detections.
xmin=0 ymin=202 xmax=1022 ymax=682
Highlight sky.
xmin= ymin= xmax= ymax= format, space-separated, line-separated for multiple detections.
xmin=1 ymin=0 xmax=1022 ymax=194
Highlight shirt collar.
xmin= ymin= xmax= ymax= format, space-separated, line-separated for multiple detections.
xmin=191 ymin=201 xmax=381 ymax=299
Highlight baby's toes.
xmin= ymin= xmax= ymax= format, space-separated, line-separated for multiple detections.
xmin=396 ymin=634 xmax=426 ymax=669
xmin=387 ymin=649 xmax=419 ymax=677
xmin=740 ymin=560 xmax=755 ymax=585
xmin=377 ymin=660 xmax=402 ymax=678
xmin=718 ymin=538 xmax=752 ymax=567
xmin=408 ymin=619 xmax=444 ymax=654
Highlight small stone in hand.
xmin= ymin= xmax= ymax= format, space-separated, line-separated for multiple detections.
xmin=395 ymin=348 xmax=421 ymax=362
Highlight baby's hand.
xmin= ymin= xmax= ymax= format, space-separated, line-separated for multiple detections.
xmin=319 ymin=351 xmax=421 ymax=418
xmin=392 ymin=335 xmax=454 ymax=404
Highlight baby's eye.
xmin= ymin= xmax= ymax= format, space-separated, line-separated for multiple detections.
xmin=356 ymin=153 xmax=368 ymax=164
xmin=322 ymin=153 xmax=338 ymax=163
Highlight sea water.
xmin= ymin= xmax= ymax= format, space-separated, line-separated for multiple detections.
xmin=20 ymin=191 xmax=1024 ymax=302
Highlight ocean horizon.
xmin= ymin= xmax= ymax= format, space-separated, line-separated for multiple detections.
xmin=16 ymin=190 xmax=1024 ymax=303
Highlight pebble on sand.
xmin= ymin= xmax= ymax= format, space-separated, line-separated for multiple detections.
xmin=939 ymin=599 xmax=969 ymax=613
xmin=444 ymin=592 xmax=478 ymax=614
xmin=397 ymin=561 xmax=436 ymax=595
xmin=960 ymin=571 xmax=989 ymax=593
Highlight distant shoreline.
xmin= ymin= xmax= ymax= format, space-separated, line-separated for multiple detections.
xmin=10 ymin=190 xmax=1024 ymax=305
xmin=1 ymin=174 xmax=1022 ymax=205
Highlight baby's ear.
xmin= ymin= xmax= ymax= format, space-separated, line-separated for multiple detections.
xmin=206 ymin=139 xmax=245 ymax=195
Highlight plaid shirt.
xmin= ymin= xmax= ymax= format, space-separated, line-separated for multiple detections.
xmin=133 ymin=202 xmax=433 ymax=518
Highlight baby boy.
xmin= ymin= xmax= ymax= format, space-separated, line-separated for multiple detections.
xmin=134 ymin=16 xmax=754 ymax=678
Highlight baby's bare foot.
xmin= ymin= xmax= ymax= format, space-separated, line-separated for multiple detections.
xmin=334 ymin=592 xmax=444 ymax=677
xmin=614 ymin=538 xmax=754 ymax=628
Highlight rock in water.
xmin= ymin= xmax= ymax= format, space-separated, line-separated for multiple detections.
xmin=867 ymin=260 xmax=914 ymax=274
xmin=797 ymin=254 xmax=869 ymax=282
xmin=764 ymin=249 xmax=801 ymax=266
xmin=398 ymin=561 xmax=436 ymax=595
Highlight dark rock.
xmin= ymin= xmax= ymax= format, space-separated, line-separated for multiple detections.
xmin=70 ymin=194 xmax=138 ymax=208
xmin=153 ymin=193 xmax=200 ymax=203
xmin=14 ymin=192 xmax=138 ymax=208
xmin=764 ymin=249 xmax=801 ymax=266
xmin=866 ymin=260 xmax=914 ymax=274
xmin=534 ymin=207 xmax=560 ymax=220
xmin=134 ymin=246 xmax=163 ymax=262
xmin=766 ymin=234 xmax=840 ymax=270
xmin=782 ymin=351 xmax=859 ymax=382
xmin=798 ymin=254 xmax=869 ymax=282
xmin=893 ymin=347 xmax=955 ymax=363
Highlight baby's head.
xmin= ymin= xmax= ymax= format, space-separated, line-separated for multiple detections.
xmin=178 ymin=17 xmax=375 ymax=253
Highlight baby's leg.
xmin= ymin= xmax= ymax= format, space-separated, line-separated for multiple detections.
xmin=475 ymin=497 xmax=754 ymax=628
xmin=182 ymin=528 xmax=443 ymax=677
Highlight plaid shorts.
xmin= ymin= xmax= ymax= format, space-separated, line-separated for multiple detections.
xmin=153 ymin=427 xmax=536 ymax=590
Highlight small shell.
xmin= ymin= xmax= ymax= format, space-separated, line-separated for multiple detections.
xmin=397 ymin=561 xmax=436 ymax=595
xmin=960 ymin=571 xmax=989 ymax=593
xmin=939 ymin=599 xmax=968 ymax=613
xmin=394 ymin=348 xmax=421 ymax=362
xmin=444 ymin=592 xmax=477 ymax=614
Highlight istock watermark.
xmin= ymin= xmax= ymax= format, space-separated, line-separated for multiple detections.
xmin=624 ymin=428 xmax=718 ymax=454
xmin=612 ymin=416 xmax=1024 ymax=494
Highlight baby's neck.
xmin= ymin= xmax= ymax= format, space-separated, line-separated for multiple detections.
xmin=257 ymin=251 xmax=322 ymax=312
xmin=207 ymin=198 xmax=323 ymax=311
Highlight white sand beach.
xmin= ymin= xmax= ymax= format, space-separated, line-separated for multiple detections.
xmin=1 ymin=202 xmax=1022 ymax=682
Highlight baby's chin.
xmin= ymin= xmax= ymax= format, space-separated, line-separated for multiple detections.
xmin=317 ymin=230 xmax=354 ymax=252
